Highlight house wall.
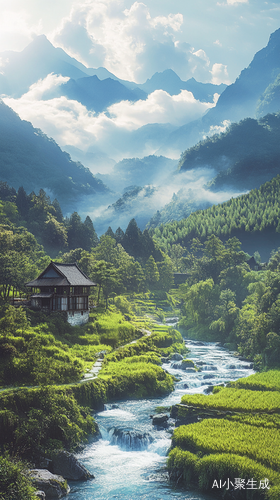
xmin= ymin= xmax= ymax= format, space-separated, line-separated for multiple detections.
xmin=67 ymin=310 xmax=89 ymax=326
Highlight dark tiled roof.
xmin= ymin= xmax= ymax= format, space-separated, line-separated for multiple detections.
xmin=26 ymin=262 xmax=96 ymax=287
xmin=26 ymin=278 xmax=68 ymax=287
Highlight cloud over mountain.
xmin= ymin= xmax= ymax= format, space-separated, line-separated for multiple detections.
xmin=3 ymin=74 xmax=216 ymax=161
xmin=51 ymin=1 xmax=219 ymax=83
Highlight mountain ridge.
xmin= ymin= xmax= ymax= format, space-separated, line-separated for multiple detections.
xmin=0 ymin=99 xmax=108 ymax=208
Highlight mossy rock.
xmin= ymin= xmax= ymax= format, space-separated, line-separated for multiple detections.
xmin=181 ymin=359 xmax=195 ymax=369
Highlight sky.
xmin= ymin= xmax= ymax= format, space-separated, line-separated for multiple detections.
xmin=1 ymin=0 xmax=280 ymax=167
xmin=0 ymin=0 xmax=279 ymax=84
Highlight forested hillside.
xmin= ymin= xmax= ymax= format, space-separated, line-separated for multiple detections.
xmin=151 ymin=174 xmax=280 ymax=259
xmin=0 ymin=101 xmax=107 ymax=206
xmin=148 ymin=112 xmax=280 ymax=230
xmin=179 ymin=113 xmax=280 ymax=191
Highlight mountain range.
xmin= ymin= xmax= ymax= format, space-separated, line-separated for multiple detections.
xmin=1 ymin=28 xmax=280 ymax=235
xmin=158 ymin=27 xmax=280 ymax=157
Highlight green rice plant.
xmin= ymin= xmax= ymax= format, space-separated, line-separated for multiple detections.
xmin=168 ymin=447 xmax=199 ymax=483
xmin=172 ymin=419 xmax=280 ymax=471
xmin=180 ymin=387 xmax=280 ymax=413
xmin=197 ymin=453 xmax=280 ymax=495
xmin=229 ymin=370 xmax=280 ymax=392
xmin=227 ymin=413 xmax=280 ymax=429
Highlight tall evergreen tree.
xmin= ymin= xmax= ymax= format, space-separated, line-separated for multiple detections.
xmin=104 ymin=226 xmax=115 ymax=238
xmin=145 ymin=256 xmax=160 ymax=289
xmin=16 ymin=187 xmax=32 ymax=218
xmin=114 ymin=227 xmax=124 ymax=244
xmin=67 ymin=212 xmax=84 ymax=250
xmin=83 ymin=216 xmax=99 ymax=250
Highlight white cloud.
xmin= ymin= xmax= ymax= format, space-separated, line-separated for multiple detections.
xmin=217 ymin=0 xmax=248 ymax=5
xmin=2 ymin=73 xmax=217 ymax=161
xmin=226 ymin=0 xmax=248 ymax=4
xmin=211 ymin=63 xmax=231 ymax=84
xmin=108 ymin=89 xmax=216 ymax=128
xmin=51 ymin=1 xmax=214 ymax=83
xmin=25 ymin=73 xmax=70 ymax=100
xmin=203 ymin=119 xmax=231 ymax=140
xmin=0 ymin=10 xmax=41 ymax=52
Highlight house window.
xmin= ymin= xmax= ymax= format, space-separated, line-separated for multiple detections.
xmin=69 ymin=296 xmax=87 ymax=310
xmin=61 ymin=297 xmax=67 ymax=310
xmin=53 ymin=296 xmax=68 ymax=311
xmin=76 ymin=297 xmax=86 ymax=309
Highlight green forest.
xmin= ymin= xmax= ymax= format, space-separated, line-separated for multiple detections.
xmin=151 ymin=174 xmax=280 ymax=255
xmin=178 ymin=114 xmax=280 ymax=193
xmin=0 ymin=174 xmax=280 ymax=498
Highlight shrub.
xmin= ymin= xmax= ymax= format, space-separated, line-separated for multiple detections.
xmin=0 ymin=456 xmax=36 ymax=500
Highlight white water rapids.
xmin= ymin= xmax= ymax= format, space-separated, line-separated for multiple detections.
xmin=68 ymin=337 xmax=254 ymax=500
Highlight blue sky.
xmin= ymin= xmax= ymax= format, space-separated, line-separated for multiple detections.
xmin=0 ymin=0 xmax=279 ymax=83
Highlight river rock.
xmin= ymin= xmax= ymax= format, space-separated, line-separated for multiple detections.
xmin=170 ymin=353 xmax=183 ymax=361
xmin=181 ymin=359 xmax=195 ymax=368
xmin=28 ymin=469 xmax=70 ymax=499
xmin=170 ymin=406 xmax=178 ymax=419
xmin=34 ymin=492 xmax=46 ymax=499
xmin=50 ymin=451 xmax=94 ymax=480
xmin=171 ymin=362 xmax=182 ymax=369
xmin=111 ymin=428 xmax=153 ymax=450
xmin=152 ymin=413 xmax=169 ymax=426
xmin=161 ymin=357 xmax=170 ymax=363
xmin=204 ymin=385 xmax=214 ymax=394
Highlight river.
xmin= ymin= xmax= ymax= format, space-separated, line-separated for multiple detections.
xmin=67 ymin=335 xmax=255 ymax=500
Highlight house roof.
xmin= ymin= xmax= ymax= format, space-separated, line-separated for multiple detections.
xmin=26 ymin=262 xmax=96 ymax=288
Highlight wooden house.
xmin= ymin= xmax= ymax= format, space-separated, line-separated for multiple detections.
xmin=26 ymin=262 xmax=96 ymax=325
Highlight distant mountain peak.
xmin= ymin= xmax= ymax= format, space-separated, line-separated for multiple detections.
xmin=22 ymin=34 xmax=55 ymax=55
xmin=268 ymin=27 xmax=280 ymax=48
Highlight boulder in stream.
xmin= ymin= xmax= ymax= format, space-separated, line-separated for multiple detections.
xmin=111 ymin=428 xmax=153 ymax=450
xmin=50 ymin=451 xmax=94 ymax=480
xmin=152 ymin=413 xmax=169 ymax=427
xmin=181 ymin=359 xmax=195 ymax=369
xmin=170 ymin=353 xmax=183 ymax=361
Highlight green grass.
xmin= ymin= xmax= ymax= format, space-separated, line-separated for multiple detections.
xmin=180 ymin=387 xmax=280 ymax=413
xmin=168 ymin=370 xmax=280 ymax=497
xmin=172 ymin=418 xmax=280 ymax=471
xmin=229 ymin=370 xmax=280 ymax=392
xmin=99 ymin=358 xmax=174 ymax=399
